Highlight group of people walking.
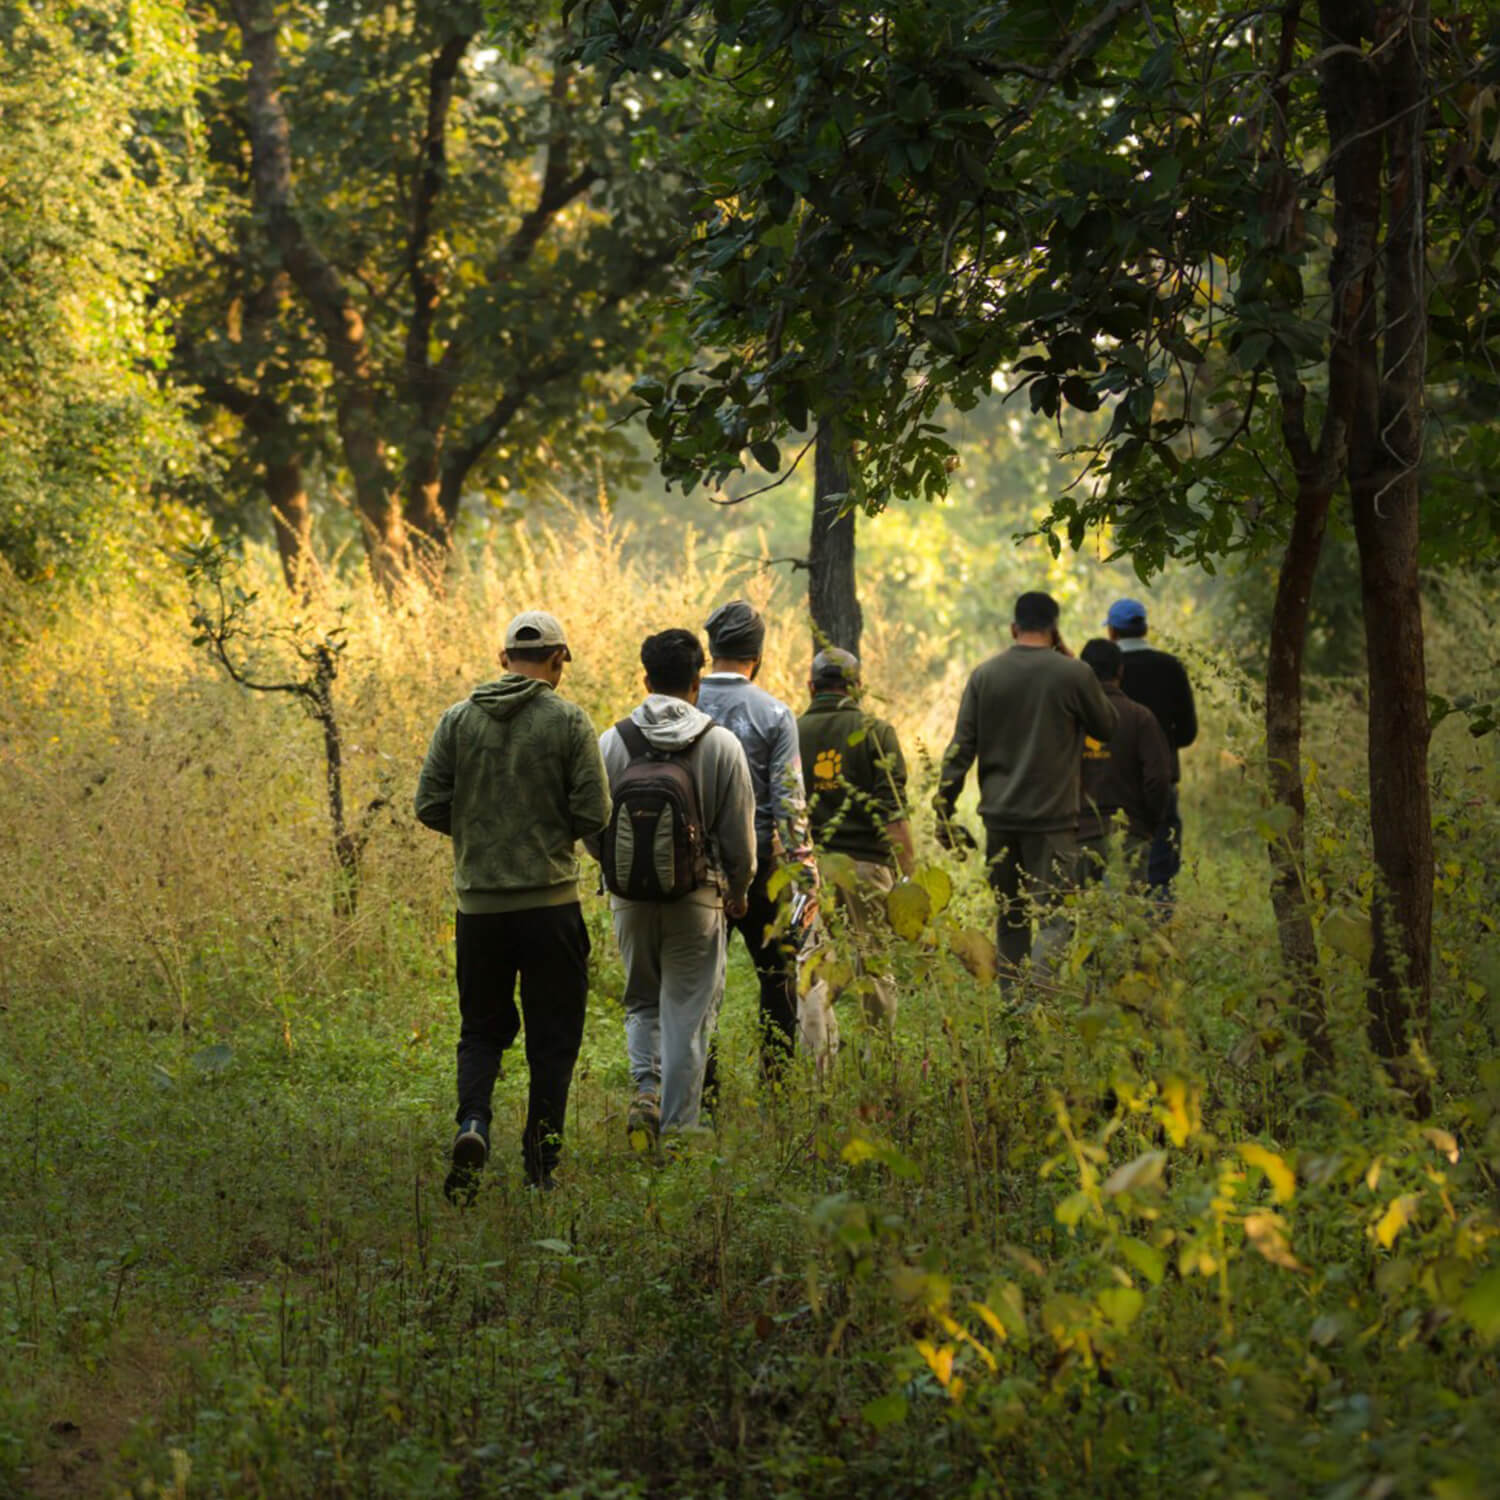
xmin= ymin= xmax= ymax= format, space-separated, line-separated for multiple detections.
xmin=415 ymin=591 xmax=1195 ymax=1200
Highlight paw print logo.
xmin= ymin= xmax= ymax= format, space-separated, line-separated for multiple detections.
xmin=813 ymin=748 xmax=843 ymax=787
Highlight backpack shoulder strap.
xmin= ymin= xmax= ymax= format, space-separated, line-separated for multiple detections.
xmin=615 ymin=718 xmax=650 ymax=760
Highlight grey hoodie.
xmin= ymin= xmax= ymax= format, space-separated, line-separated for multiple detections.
xmin=595 ymin=694 xmax=757 ymax=909
xmin=415 ymin=674 xmax=610 ymax=913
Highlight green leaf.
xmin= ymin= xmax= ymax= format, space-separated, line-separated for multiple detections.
xmin=750 ymin=439 xmax=782 ymax=472
xmin=1117 ymin=1235 xmax=1165 ymax=1287
xmin=861 ymin=1391 xmax=908 ymax=1430
xmin=1459 ymin=1268 xmax=1500 ymax=1342
xmin=1097 ymin=1285 xmax=1144 ymax=1330
xmin=1321 ymin=908 xmax=1373 ymax=965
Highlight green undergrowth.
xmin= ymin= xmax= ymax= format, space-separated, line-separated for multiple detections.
xmin=4 ymin=540 xmax=1500 ymax=1495
xmin=3 ymin=859 xmax=1500 ymax=1499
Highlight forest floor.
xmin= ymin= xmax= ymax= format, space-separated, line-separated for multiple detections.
xmin=3 ymin=842 xmax=1499 ymax=1499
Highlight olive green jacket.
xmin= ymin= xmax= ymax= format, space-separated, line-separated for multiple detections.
xmin=415 ymin=675 xmax=610 ymax=913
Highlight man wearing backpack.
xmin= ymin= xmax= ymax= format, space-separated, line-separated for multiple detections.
xmin=596 ymin=629 xmax=756 ymax=1142
xmin=415 ymin=610 xmax=610 ymax=1202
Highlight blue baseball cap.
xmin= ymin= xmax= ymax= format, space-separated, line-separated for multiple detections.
xmin=1106 ymin=598 xmax=1148 ymax=630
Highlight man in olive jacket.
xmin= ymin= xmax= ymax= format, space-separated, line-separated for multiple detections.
xmin=797 ymin=648 xmax=914 ymax=1063
xmin=416 ymin=610 xmax=610 ymax=1199
xmin=936 ymin=592 xmax=1116 ymax=985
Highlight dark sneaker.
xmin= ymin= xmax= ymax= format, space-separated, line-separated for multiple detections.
xmin=444 ymin=1117 xmax=488 ymax=1206
xmin=626 ymin=1093 xmax=661 ymax=1153
xmin=525 ymin=1171 xmax=559 ymax=1193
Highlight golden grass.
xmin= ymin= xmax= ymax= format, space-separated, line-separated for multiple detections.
xmin=1 ymin=499 xmax=1493 ymax=1031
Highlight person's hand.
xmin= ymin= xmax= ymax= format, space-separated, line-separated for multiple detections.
xmin=1051 ymin=628 xmax=1074 ymax=658
xmin=935 ymin=815 xmax=978 ymax=856
xmin=726 ymin=895 xmax=749 ymax=920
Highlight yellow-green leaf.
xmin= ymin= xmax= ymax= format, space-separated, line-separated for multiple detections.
xmin=970 ymin=1300 xmax=1009 ymax=1343
xmin=1321 ymin=907 xmax=1373 ymax=964
xmin=1239 ymin=1143 xmax=1297 ymax=1203
xmin=913 ymin=863 xmax=952 ymax=914
xmin=947 ymin=925 xmax=997 ymax=983
xmin=887 ymin=879 xmax=932 ymax=940
xmin=1055 ymin=1190 xmax=1093 ymax=1228
xmin=1373 ymin=1193 xmax=1422 ymax=1249
xmin=819 ymin=851 xmax=858 ymax=895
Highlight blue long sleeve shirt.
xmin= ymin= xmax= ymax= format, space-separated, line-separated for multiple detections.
xmin=696 ymin=672 xmax=809 ymax=855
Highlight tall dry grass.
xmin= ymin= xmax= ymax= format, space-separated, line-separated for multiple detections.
xmin=0 ymin=504 xmax=973 ymax=1032
xmin=2 ymin=500 xmax=1493 ymax=1037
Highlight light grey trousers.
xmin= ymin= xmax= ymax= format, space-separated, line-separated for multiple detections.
xmin=613 ymin=898 xmax=726 ymax=1129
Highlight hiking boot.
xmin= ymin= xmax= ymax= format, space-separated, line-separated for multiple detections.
xmin=444 ymin=1117 xmax=488 ymax=1206
xmin=626 ymin=1092 xmax=660 ymax=1153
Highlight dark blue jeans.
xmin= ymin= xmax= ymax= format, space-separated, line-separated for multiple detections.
xmin=1147 ymin=786 xmax=1183 ymax=900
xmin=455 ymin=903 xmax=590 ymax=1182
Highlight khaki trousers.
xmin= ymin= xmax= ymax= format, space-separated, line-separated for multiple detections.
xmin=798 ymin=858 xmax=899 ymax=1072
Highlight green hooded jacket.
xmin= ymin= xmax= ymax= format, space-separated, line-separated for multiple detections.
xmin=415 ymin=676 xmax=610 ymax=913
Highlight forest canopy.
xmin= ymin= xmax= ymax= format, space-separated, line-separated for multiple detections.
xmin=3 ymin=2 xmax=1500 ymax=1497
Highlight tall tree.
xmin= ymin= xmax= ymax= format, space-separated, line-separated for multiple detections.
xmin=809 ymin=429 xmax=861 ymax=653
xmin=180 ymin=0 xmax=691 ymax=586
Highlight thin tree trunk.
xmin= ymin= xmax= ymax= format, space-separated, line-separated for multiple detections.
xmin=809 ymin=428 xmax=862 ymax=654
xmin=266 ymin=452 xmax=312 ymax=597
xmin=1264 ymin=481 xmax=1335 ymax=1064
xmin=1351 ymin=0 xmax=1432 ymax=1081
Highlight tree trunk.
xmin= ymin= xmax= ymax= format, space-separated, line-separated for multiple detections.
xmin=266 ymin=452 xmax=312 ymax=597
xmin=1350 ymin=0 xmax=1432 ymax=1081
xmin=1264 ymin=481 xmax=1335 ymax=1064
xmin=234 ymin=0 xmax=404 ymax=590
xmin=809 ymin=428 xmax=862 ymax=654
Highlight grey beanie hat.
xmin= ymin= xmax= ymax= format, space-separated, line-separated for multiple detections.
xmin=704 ymin=599 xmax=766 ymax=659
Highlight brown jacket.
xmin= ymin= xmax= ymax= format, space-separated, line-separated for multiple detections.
xmin=1078 ymin=683 xmax=1172 ymax=841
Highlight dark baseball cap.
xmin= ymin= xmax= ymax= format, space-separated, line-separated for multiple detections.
xmin=810 ymin=647 xmax=860 ymax=688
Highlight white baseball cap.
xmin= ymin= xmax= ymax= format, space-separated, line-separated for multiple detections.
xmin=503 ymin=610 xmax=572 ymax=659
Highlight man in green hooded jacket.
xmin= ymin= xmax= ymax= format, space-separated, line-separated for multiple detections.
xmin=416 ymin=610 xmax=610 ymax=1199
